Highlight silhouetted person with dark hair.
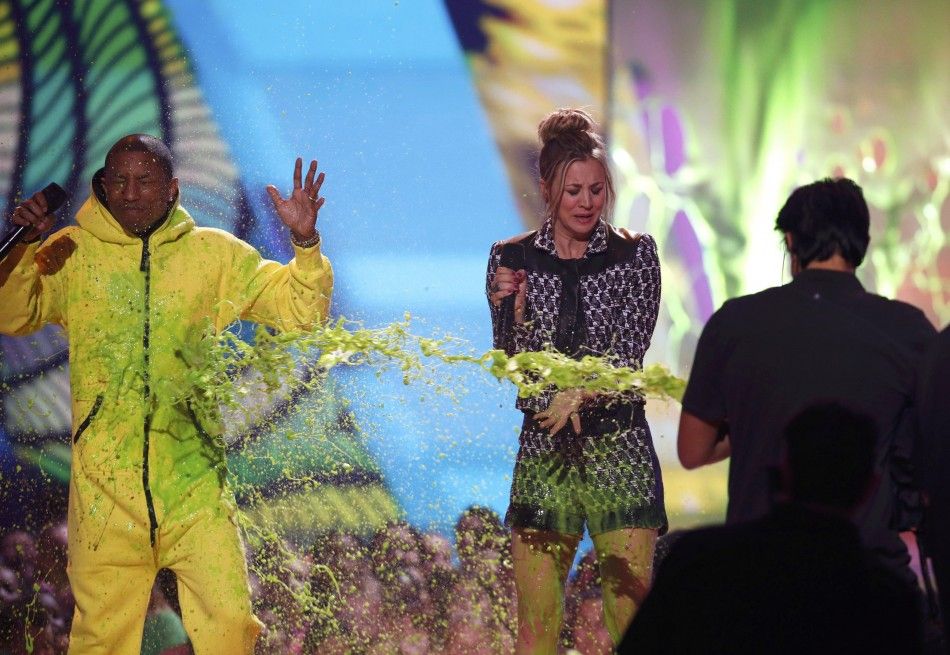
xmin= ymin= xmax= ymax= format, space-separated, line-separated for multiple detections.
xmin=620 ymin=403 xmax=922 ymax=654
xmin=678 ymin=177 xmax=936 ymax=582
xmin=917 ymin=325 xmax=950 ymax=650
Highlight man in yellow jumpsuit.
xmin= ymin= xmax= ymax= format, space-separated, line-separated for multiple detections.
xmin=0 ymin=134 xmax=333 ymax=654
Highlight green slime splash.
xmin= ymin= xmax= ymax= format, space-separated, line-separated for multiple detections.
xmin=170 ymin=313 xmax=684 ymax=646
xmin=175 ymin=313 xmax=685 ymax=431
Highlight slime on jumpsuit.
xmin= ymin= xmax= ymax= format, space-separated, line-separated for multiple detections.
xmin=0 ymin=177 xmax=333 ymax=654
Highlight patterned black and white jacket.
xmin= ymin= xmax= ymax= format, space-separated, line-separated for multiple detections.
xmin=486 ymin=218 xmax=661 ymax=414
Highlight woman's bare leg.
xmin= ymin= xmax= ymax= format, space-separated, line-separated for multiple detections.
xmin=511 ymin=527 xmax=581 ymax=654
xmin=591 ymin=527 xmax=657 ymax=644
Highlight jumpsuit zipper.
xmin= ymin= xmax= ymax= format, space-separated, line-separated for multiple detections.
xmin=73 ymin=394 xmax=104 ymax=443
xmin=140 ymin=237 xmax=159 ymax=547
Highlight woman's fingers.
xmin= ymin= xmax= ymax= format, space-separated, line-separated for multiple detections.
xmin=490 ymin=267 xmax=522 ymax=306
xmin=493 ymin=267 xmax=516 ymax=284
xmin=550 ymin=413 xmax=570 ymax=435
xmin=533 ymin=410 xmax=567 ymax=435
xmin=514 ymin=276 xmax=527 ymax=322
xmin=532 ymin=390 xmax=585 ymax=436
xmin=490 ymin=286 xmax=517 ymax=306
xmin=491 ymin=268 xmax=524 ymax=290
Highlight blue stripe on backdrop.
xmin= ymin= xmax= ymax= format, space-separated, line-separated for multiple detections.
xmin=165 ymin=0 xmax=525 ymax=532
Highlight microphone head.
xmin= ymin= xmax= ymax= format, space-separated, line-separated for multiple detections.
xmin=41 ymin=183 xmax=68 ymax=213
xmin=499 ymin=242 xmax=525 ymax=270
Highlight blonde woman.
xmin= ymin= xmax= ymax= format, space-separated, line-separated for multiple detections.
xmin=487 ymin=108 xmax=667 ymax=652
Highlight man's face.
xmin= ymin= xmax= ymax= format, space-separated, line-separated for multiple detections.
xmin=101 ymin=151 xmax=178 ymax=235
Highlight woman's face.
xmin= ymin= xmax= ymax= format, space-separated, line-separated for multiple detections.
xmin=548 ymin=158 xmax=606 ymax=240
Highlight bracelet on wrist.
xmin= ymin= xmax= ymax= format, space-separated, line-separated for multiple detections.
xmin=291 ymin=231 xmax=321 ymax=248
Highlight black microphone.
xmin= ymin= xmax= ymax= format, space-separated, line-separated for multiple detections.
xmin=497 ymin=242 xmax=525 ymax=348
xmin=0 ymin=183 xmax=68 ymax=261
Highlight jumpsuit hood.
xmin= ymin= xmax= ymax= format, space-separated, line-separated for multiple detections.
xmin=81 ymin=168 xmax=193 ymax=246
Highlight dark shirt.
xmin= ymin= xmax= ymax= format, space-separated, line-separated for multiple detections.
xmin=918 ymin=326 xmax=950 ymax=501
xmin=917 ymin=326 xmax=950 ymax=631
xmin=619 ymin=504 xmax=922 ymax=654
xmin=682 ymin=269 xmax=936 ymax=573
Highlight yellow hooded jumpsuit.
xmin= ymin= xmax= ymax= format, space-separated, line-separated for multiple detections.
xmin=0 ymin=184 xmax=333 ymax=654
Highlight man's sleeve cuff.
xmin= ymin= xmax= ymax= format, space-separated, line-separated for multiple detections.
xmin=290 ymin=230 xmax=321 ymax=249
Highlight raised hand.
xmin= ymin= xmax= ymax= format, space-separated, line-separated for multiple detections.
xmin=265 ymin=158 xmax=325 ymax=242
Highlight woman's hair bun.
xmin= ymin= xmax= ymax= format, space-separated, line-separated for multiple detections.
xmin=537 ymin=108 xmax=596 ymax=144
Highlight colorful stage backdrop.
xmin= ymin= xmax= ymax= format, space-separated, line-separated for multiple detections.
xmin=0 ymin=0 xmax=946 ymax=539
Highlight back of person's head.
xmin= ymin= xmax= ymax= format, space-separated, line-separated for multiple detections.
xmin=370 ymin=521 xmax=424 ymax=577
xmin=454 ymin=505 xmax=506 ymax=559
xmin=783 ymin=402 xmax=877 ymax=510
xmin=537 ymin=108 xmax=615 ymax=220
xmin=775 ymin=177 xmax=870 ymax=268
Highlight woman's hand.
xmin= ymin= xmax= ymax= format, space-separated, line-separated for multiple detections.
xmin=490 ymin=266 xmax=527 ymax=323
xmin=266 ymin=158 xmax=325 ymax=242
xmin=534 ymin=389 xmax=588 ymax=436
